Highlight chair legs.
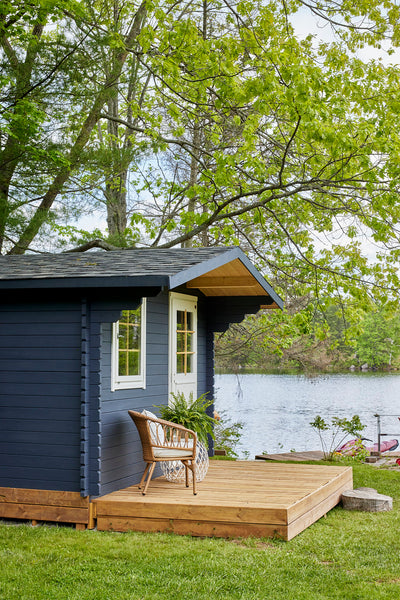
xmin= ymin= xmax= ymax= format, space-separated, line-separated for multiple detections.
xmin=192 ymin=460 xmax=197 ymax=495
xmin=138 ymin=462 xmax=156 ymax=495
xmin=182 ymin=460 xmax=197 ymax=495
xmin=185 ymin=463 xmax=189 ymax=488
xmin=139 ymin=460 xmax=197 ymax=496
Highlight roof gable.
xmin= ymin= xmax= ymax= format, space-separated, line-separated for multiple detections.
xmin=0 ymin=247 xmax=283 ymax=308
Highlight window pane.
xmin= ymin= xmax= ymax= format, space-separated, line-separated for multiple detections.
xmin=117 ymin=307 xmax=142 ymax=377
xmin=177 ymin=332 xmax=185 ymax=352
xmin=176 ymin=353 xmax=185 ymax=373
xmin=128 ymin=351 xmax=139 ymax=375
xmin=186 ymin=332 xmax=193 ymax=352
xmin=118 ymin=323 xmax=127 ymax=349
xmin=129 ymin=309 xmax=141 ymax=326
xmin=176 ymin=310 xmax=185 ymax=330
xmin=118 ymin=352 xmax=127 ymax=376
xmin=174 ymin=306 xmax=195 ymax=375
xmin=128 ymin=324 xmax=141 ymax=350
xmin=120 ymin=310 xmax=129 ymax=323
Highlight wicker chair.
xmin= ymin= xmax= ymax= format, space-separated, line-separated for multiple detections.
xmin=128 ymin=410 xmax=198 ymax=495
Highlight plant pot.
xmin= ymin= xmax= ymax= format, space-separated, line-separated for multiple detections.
xmin=160 ymin=441 xmax=209 ymax=483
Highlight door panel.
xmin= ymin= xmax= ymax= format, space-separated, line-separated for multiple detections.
xmin=169 ymin=293 xmax=197 ymax=400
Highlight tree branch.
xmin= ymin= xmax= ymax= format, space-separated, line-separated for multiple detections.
xmin=64 ymin=239 xmax=121 ymax=253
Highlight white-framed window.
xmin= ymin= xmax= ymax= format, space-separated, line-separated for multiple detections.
xmin=111 ymin=299 xmax=146 ymax=391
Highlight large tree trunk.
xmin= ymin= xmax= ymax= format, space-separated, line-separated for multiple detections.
xmin=9 ymin=2 xmax=147 ymax=254
xmin=106 ymin=176 xmax=128 ymax=236
xmin=0 ymin=20 xmax=45 ymax=252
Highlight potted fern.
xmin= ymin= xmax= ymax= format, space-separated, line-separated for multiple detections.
xmin=156 ymin=391 xmax=216 ymax=447
xmin=154 ymin=392 xmax=217 ymax=482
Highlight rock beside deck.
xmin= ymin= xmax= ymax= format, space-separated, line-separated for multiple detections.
xmin=341 ymin=487 xmax=393 ymax=512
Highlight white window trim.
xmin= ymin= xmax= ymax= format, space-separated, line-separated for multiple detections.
xmin=111 ymin=299 xmax=147 ymax=391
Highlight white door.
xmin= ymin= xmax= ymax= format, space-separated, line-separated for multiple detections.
xmin=169 ymin=292 xmax=197 ymax=401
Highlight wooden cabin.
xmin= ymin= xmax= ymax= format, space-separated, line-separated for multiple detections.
xmin=0 ymin=247 xmax=282 ymax=527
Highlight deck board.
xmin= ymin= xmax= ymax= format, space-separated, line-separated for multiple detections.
xmin=93 ymin=461 xmax=352 ymax=540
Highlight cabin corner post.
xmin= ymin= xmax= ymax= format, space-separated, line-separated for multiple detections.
xmin=87 ymin=303 xmax=106 ymax=498
xmin=80 ymin=297 xmax=90 ymax=497
xmin=205 ymin=328 xmax=215 ymax=456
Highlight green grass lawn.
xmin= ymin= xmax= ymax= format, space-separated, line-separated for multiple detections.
xmin=1 ymin=463 xmax=399 ymax=600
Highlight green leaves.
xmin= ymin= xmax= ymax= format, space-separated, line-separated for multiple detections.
xmin=2 ymin=0 xmax=400 ymax=321
xmin=310 ymin=415 xmax=329 ymax=432
xmin=155 ymin=392 xmax=217 ymax=447
xmin=354 ymin=310 xmax=400 ymax=368
xmin=310 ymin=414 xmax=366 ymax=460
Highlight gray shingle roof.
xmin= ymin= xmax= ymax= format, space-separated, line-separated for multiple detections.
xmin=0 ymin=247 xmax=283 ymax=307
xmin=0 ymin=247 xmax=232 ymax=280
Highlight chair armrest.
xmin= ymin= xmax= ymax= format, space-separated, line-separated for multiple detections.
xmin=144 ymin=413 xmax=196 ymax=436
xmin=127 ymin=410 xmax=198 ymax=454
xmin=146 ymin=416 xmax=197 ymax=450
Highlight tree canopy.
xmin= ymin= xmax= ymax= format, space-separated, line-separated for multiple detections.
xmin=2 ymin=0 xmax=400 ymax=308
xmin=214 ymin=304 xmax=400 ymax=372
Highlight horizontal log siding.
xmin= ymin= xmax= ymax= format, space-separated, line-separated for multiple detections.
xmin=196 ymin=296 xmax=215 ymax=454
xmin=196 ymin=295 xmax=209 ymax=400
xmin=0 ymin=300 xmax=82 ymax=491
xmin=99 ymin=294 xmax=170 ymax=496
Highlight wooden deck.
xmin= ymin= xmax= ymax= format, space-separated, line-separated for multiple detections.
xmin=93 ymin=461 xmax=352 ymax=540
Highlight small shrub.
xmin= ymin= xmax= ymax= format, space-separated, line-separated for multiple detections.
xmin=214 ymin=413 xmax=243 ymax=458
xmin=310 ymin=414 xmax=366 ymax=460
xmin=333 ymin=437 xmax=371 ymax=462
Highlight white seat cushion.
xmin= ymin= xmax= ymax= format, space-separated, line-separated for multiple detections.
xmin=153 ymin=448 xmax=194 ymax=459
xmin=142 ymin=409 xmax=163 ymax=444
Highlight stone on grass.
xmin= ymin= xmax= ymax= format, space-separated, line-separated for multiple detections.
xmin=341 ymin=487 xmax=392 ymax=512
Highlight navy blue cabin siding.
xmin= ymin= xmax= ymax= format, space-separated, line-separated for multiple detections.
xmin=206 ymin=296 xmax=268 ymax=333
xmin=197 ymin=296 xmax=215 ymax=454
xmin=0 ymin=300 xmax=82 ymax=491
xmin=197 ymin=293 xmax=216 ymax=443
xmin=196 ymin=295 xmax=207 ymax=399
xmin=98 ymin=293 xmax=170 ymax=496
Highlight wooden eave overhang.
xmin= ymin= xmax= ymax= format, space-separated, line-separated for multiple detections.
xmin=169 ymin=248 xmax=283 ymax=309
xmin=183 ymin=259 xmax=279 ymax=307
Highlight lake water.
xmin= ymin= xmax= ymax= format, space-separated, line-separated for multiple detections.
xmin=214 ymin=373 xmax=400 ymax=458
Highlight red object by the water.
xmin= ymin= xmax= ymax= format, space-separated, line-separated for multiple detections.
xmin=338 ymin=438 xmax=399 ymax=455
xmin=369 ymin=439 xmax=399 ymax=453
